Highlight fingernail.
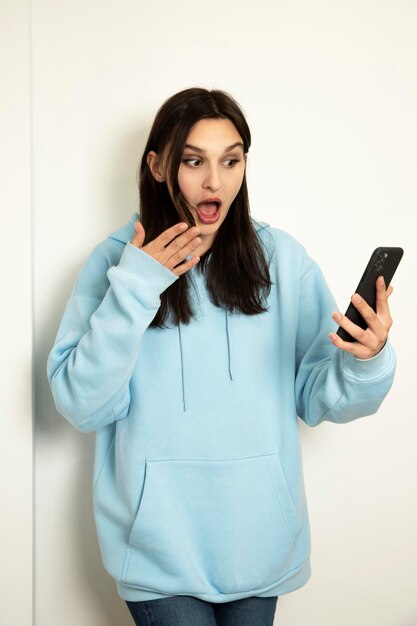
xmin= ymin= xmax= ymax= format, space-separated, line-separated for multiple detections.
xmin=352 ymin=294 xmax=361 ymax=304
xmin=332 ymin=311 xmax=342 ymax=321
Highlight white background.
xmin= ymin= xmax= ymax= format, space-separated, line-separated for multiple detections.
xmin=1 ymin=1 xmax=416 ymax=625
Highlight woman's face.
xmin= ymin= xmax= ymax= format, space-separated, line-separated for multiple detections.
xmin=149 ymin=118 xmax=247 ymax=255
xmin=177 ymin=118 xmax=246 ymax=252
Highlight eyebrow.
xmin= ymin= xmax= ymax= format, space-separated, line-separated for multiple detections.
xmin=183 ymin=142 xmax=245 ymax=154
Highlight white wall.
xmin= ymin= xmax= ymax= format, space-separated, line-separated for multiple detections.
xmin=4 ymin=0 xmax=414 ymax=624
xmin=0 ymin=1 xmax=33 ymax=625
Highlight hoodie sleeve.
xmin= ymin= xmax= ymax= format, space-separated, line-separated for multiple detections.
xmin=294 ymin=254 xmax=396 ymax=427
xmin=47 ymin=242 xmax=179 ymax=433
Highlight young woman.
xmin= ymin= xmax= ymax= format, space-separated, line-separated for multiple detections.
xmin=47 ymin=87 xmax=396 ymax=626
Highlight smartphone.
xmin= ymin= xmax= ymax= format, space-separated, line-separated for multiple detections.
xmin=336 ymin=247 xmax=404 ymax=342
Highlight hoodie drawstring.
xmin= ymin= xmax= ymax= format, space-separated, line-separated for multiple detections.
xmin=177 ymin=310 xmax=234 ymax=413
xmin=178 ymin=323 xmax=187 ymax=412
xmin=225 ymin=310 xmax=234 ymax=381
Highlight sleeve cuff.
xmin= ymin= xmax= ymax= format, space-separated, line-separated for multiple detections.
xmin=341 ymin=341 xmax=396 ymax=381
xmin=107 ymin=242 xmax=179 ymax=308
xmin=120 ymin=243 xmax=179 ymax=283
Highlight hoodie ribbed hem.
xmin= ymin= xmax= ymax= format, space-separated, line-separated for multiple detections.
xmin=116 ymin=559 xmax=311 ymax=603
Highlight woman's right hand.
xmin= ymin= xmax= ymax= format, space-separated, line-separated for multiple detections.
xmin=130 ymin=219 xmax=201 ymax=276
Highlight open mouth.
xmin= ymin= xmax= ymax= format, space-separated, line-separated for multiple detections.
xmin=196 ymin=201 xmax=221 ymax=224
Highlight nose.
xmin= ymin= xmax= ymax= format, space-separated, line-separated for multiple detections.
xmin=202 ymin=164 xmax=221 ymax=192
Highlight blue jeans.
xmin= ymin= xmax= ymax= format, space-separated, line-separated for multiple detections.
xmin=126 ymin=595 xmax=278 ymax=625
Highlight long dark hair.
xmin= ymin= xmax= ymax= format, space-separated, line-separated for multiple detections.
xmin=138 ymin=87 xmax=273 ymax=328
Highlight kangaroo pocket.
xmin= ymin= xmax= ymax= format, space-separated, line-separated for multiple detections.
xmin=123 ymin=453 xmax=302 ymax=595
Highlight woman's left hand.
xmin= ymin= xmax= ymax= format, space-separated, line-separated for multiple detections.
xmin=329 ymin=276 xmax=394 ymax=359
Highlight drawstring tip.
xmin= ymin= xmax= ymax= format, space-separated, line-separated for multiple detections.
xmin=229 ymin=370 xmax=234 ymax=381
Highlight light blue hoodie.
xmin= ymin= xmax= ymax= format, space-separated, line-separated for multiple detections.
xmin=47 ymin=214 xmax=396 ymax=603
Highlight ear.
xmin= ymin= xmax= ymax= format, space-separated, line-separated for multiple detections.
xmin=146 ymin=151 xmax=166 ymax=182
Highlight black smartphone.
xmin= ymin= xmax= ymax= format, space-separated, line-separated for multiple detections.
xmin=336 ymin=247 xmax=404 ymax=342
